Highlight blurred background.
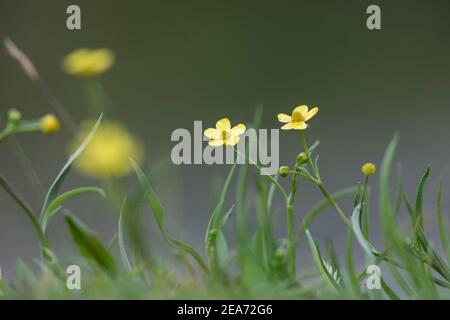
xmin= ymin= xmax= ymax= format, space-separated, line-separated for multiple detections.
xmin=1 ymin=0 xmax=450 ymax=279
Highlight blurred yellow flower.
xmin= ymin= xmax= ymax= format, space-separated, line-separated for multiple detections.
xmin=277 ymin=105 xmax=319 ymax=130
xmin=361 ymin=162 xmax=376 ymax=176
xmin=204 ymin=118 xmax=246 ymax=146
xmin=62 ymin=48 xmax=114 ymax=77
xmin=72 ymin=121 xmax=143 ymax=178
xmin=41 ymin=114 xmax=60 ymax=134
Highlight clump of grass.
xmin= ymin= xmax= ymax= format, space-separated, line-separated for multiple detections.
xmin=1 ymin=39 xmax=450 ymax=300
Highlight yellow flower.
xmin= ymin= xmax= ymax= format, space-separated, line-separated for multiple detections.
xmin=41 ymin=114 xmax=60 ymax=134
xmin=277 ymin=105 xmax=319 ymax=130
xmin=361 ymin=162 xmax=376 ymax=176
xmin=204 ymin=118 xmax=246 ymax=146
xmin=62 ymin=48 xmax=114 ymax=77
xmin=72 ymin=121 xmax=143 ymax=178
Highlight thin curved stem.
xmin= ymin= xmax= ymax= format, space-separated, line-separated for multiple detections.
xmin=317 ymin=182 xmax=352 ymax=229
xmin=287 ymin=171 xmax=298 ymax=279
xmin=234 ymin=149 xmax=289 ymax=203
xmin=300 ymin=132 xmax=316 ymax=177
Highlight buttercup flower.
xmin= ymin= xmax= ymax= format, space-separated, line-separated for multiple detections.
xmin=204 ymin=118 xmax=246 ymax=146
xmin=277 ymin=105 xmax=319 ymax=130
xmin=361 ymin=162 xmax=376 ymax=176
xmin=41 ymin=114 xmax=60 ymax=134
xmin=72 ymin=121 xmax=143 ymax=178
xmin=62 ymin=48 xmax=114 ymax=77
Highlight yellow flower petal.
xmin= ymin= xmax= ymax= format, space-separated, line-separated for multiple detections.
xmin=281 ymin=121 xmax=307 ymax=130
xmin=63 ymin=48 xmax=114 ymax=77
xmin=204 ymin=128 xmax=219 ymax=139
xmin=208 ymin=139 xmax=225 ymax=146
xmin=216 ymin=118 xmax=231 ymax=131
xmin=281 ymin=123 xmax=293 ymax=130
xmin=230 ymin=124 xmax=246 ymax=136
xmin=304 ymin=107 xmax=319 ymax=121
xmin=293 ymin=105 xmax=308 ymax=115
xmin=291 ymin=121 xmax=308 ymax=130
xmin=277 ymin=113 xmax=292 ymax=123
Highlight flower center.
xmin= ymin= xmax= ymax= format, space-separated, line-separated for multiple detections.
xmin=291 ymin=110 xmax=305 ymax=122
xmin=221 ymin=130 xmax=230 ymax=140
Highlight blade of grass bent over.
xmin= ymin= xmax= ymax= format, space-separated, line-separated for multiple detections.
xmin=41 ymin=186 xmax=105 ymax=232
xmin=131 ymin=160 xmax=209 ymax=273
xmin=39 ymin=114 xmax=103 ymax=223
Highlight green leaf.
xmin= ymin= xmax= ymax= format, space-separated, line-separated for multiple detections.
xmin=119 ymin=196 xmax=132 ymax=271
xmin=313 ymin=154 xmax=321 ymax=181
xmin=437 ymin=184 xmax=450 ymax=262
xmin=0 ymin=279 xmax=12 ymax=296
xmin=345 ymin=228 xmax=360 ymax=294
xmin=218 ymin=205 xmax=234 ymax=229
xmin=216 ymin=231 xmax=229 ymax=270
xmin=204 ymin=164 xmax=238 ymax=276
xmin=40 ymin=187 xmax=105 ymax=232
xmin=236 ymin=155 xmax=249 ymax=271
xmin=39 ymin=114 xmax=103 ymax=223
xmin=206 ymin=164 xmax=237 ymax=239
xmin=414 ymin=166 xmax=430 ymax=228
xmin=394 ymin=164 xmax=404 ymax=214
xmin=351 ymin=203 xmax=377 ymax=261
xmin=326 ymin=241 xmax=342 ymax=281
xmin=14 ymin=260 xmax=38 ymax=289
xmin=379 ymin=134 xmax=399 ymax=237
xmin=403 ymin=171 xmax=450 ymax=282
xmin=306 ymin=230 xmax=340 ymax=290
xmin=308 ymin=140 xmax=320 ymax=154
xmin=256 ymin=180 xmax=276 ymax=270
xmin=65 ymin=213 xmax=117 ymax=277
xmin=131 ymin=160 xmax=209 ymax=273
xmin=406 ymin=168 xmax=450 ymax=281
xmin=381 ymin=277 xmax=400 ymax=300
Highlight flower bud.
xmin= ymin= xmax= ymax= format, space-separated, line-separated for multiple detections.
xmin=296 ymin=152 xmax=308 ymax=165
xmin=8 ymin=108 xmax=22 ymax=124
xmin=40 ymin=114 xmax=60 ymax=134
xmin=209 ymin=229 xmax=218 ymax=237
xmin=361 ymin=162 xmax=376 ymax=176
xmin=278 ymin=166 xmax=289 ymax=177
xmin=275 ymin=247 xmax=287 ymax=259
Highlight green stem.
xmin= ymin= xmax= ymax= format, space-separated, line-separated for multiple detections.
xmin=0 ymin=121 xmax=42 ymax=144
xmin=234 ymin=149 xmax=289 ymax=203
xmin=288 ymin=170 xmax=318 ymax=184
xmin=360 ymin=175 xmax=369 ymax=238
xmin=299 ymin=132 xmax=352 ymax=229
xmin=300 ymin=132 xmax=316 ymax=175
xmin=287 ymin=171 xmax=298 ymax=279
xmin=83 ymin=78 xmax=105 ymax=117
xmin=0 ymin=173 xmax=48 ymax=248
xmin=0 ymin=126 xmax=15 ymax=143
xmin=317 ymin=182 xmax=352 ymax=229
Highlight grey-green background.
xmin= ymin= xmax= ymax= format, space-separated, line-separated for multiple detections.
xmin=1 ymin=0 xmax=450 ymax=278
